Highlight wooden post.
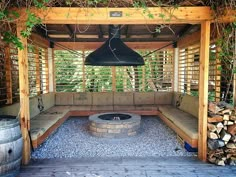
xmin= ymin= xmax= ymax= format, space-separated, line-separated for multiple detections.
xmin=142 ymin=65 xmax=145 ymax=91
xmin=173 ymin=48 xmax=179 ymax=92
xmin=82 ymin=50 xmax=86 ymax=92
xmin=123 ymin=66 xmax=127 ymax=91
xmin=48 ymin=48 xmax=54 ymax=92
xmin=5 ymin=46 xmax=13 ymax=104
xmin=45 ymin=48 xmax=49 ymax=93
xmin=186 ymin=47 xmax=193 ymax=94
xmin=35 ymin=47 xmax=41 ymax=95
xmin=198 ymin=21 xmax=210 ymax=162
xmin=112 ymin=66 xmax=116 ymax=92
xmin=215 ymin=46 xmax=221 ymax=102
xmin=17 ymin=23 xmax=31 ymax=165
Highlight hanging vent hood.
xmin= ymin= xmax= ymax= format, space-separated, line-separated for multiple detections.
xmin=85 ymin=25 xmax=145 ymax=66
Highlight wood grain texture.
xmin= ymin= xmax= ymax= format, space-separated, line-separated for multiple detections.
xmin=18 ymin=7 xmax=214 ymax=24
xmin=17 ymin=23 xmax=31 ymax=165
xmin=198 ymin=21 xmax=210 ymax=162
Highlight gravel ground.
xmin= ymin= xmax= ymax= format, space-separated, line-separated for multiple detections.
xmin=31 ymin=116 xmax=196 ymax=159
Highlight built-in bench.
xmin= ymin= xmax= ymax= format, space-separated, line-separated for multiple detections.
xmin=157 ymin=93 xmax=198 ymax=148
xmin=0 ymin=92 xmax=199 ymax=149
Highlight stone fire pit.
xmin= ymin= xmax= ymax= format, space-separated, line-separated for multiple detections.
xmin=89 ymin=112 xmax=141 ymax=138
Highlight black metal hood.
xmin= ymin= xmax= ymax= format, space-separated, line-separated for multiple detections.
xmin=85 ymin=25 xmax=144 ymax=66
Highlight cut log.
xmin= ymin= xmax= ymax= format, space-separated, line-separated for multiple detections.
xmin=208 ymin=102 xmax=223 ymax=114
xmin=208 ymin=157 xmax=216 ymax=164
xmin=221 ymin=109 xmax=231 ymax=114
xmin=216 ymin=159 xmax=225 ymax=166
xmin=230 ymin=115 xmax=236 ymax=121
xmin=227 ymin=121 xmax=234 ymax=125
xmin=208 ymin=116 xmax=223 ymax=123
xmin=227 ymin=124 xmax=236 ymax=136
xmin=208 ymin=132 xmax=218 ymax=139
xmin=230 ymin=136 xmax=236 ymax=142
xmin=208 ymin=139 xmax=225 ymax=150
xmin=220 ymin=129 xmax=232 ymax=142
xmin=215 ymin=122 xmax=224 ymax=134
xmin=208 ymin=123 xmax=217 ymax=132
xmin=223 ymin=114 xmax=230 ymax=121
xmin=226 ymin=143 xmax=236 ymax=149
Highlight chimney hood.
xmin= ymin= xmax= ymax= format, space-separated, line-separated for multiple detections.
xmin=84 ymin=25 xmax=144 ymax=66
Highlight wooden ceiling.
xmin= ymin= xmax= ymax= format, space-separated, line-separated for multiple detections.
xmin=34 ymin=24 xmax=200 ymax=43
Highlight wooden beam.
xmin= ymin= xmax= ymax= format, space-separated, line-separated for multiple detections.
xmin=198 ymin=21 xmax=210 ymax=162
xmin=49 ymin=37 xmax=176 ymax=42
xmin=54 ymin=42 xmax=173 ymax=50
xmin=65 ymin=24 xmax=76 ymax=39
xmin=4 ymin=46 xmax=12 ymax=104
xmin=18 ymin=7 xmax=214 ymax=24
xmin=177 ymin=31 xmax=200 ymax=48
xmin=29 ymin=33 xmax=49 ymax=48
xmin=98 ymin=25 xmax=103 ymax=38
xmin=17 ymin=23 xmax=31 ymax=165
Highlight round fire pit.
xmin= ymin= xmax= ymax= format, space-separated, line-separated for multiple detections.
xmin=89 ymin=112 xmax=141 ymax=138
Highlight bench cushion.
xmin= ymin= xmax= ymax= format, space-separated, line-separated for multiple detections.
xmin=114 ymin=92 xmax=134 ymax=105
xmin=155 ymin=92 xmax=173 ymax=105
xmin=92 ymin=92 xmax=113 ymax=106
xmin=30 ymin=115 xmax=61 ymax=140
xmin=179 ymin=95 xmax=199 ymax=118
xmin=134 ymin=92 xmax=155 ymax=105
xmin=159 ymin=105 xmax=198 ymax=139
xmin=55 ymin=93 xmax=73 ymax=105
xmin=73 ymin=92 xmax=92 ymax=105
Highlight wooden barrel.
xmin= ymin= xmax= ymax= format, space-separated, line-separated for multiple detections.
xmin=0 ymin=115 xmax=23 ymax=177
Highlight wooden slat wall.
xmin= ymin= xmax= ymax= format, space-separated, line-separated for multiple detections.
xmin=54 ymin=49 xmax=173 ymax=92
xmin=178 ymin=43 xmax=220 ymax=101
xmin=0 ymin=44 xmax=49 ymax=107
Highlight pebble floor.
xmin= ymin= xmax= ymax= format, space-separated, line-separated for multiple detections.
xmin=31 ymin=116 xmax=196 ymax=159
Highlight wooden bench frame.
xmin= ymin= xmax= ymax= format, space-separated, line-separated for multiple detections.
xmin=32 ymin=107 xmax=198 ymax=149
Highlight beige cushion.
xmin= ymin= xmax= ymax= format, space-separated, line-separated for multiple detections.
xmin=159 ymin=105 xmax=198 ymax=139
xmin=155 ymin=92 xmax=173 ymax=105
xmin=134 ymin=92 xmax=155 ymax=105
xmin=92 ymin=92 xmax=113 ymax=106
xmin=114 ymin=92 xmax=134 ymax=105
xmin=179 ymin=95 xmax=199 ymax=118
xmin=41 ymin=106 xmax=70 ymax=115
xmin=30 ymin=118 xmax=59 ymax=140
xmin=55 ymin=93 xmax=73 ymax=105
xmin=91 ymin=105 xmax=113 ymax=111
xmin=73 ymin=92 xmax=92 ymax=105
xmin=135 ymin=105 xmax=157 ymax=111
xmin=70 ymin=106 xmax=91 ymax=111
xmin=114 ymin=105 xmax=136 ymax=111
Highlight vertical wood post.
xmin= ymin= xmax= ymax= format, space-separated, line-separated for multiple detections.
xmin=48 ymin=48 xmax=54 ymax=92
xmin=45 ymin=48 xmax=49 ymax=93
xmin=187 ymin=47 xmax=193 ymax=94
xmin=142 ymin=66 xmax=145 ymax=91
xmin=5 ymin=46 xmax=13 ymax=104
xmin=215 ymin=46 xmax=221 ymax=102
xmin=123 ymin=66 xmax=127 ymax=91
xmin=112 ymin=66 xmax=116 ymax=92
xmin=35 ymin=47 xmax=41 ymax=95
xmin=17 ymin=23 xmax=31 ymax=165
xmin=198 ymin=21 xmax=210 ymax=162
xmin=173 ymin=48 xmax=179 ymax=92
xmin=82 ymin=50 xmax=86 ymax=92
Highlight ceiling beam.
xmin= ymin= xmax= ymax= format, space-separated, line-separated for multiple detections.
xmin=53 ymin=41 xmax=173 ymax=50
xmin=65 ymin=24 xmax=76 ymax=39
xmin=98 ymin=25 xmax=103 ymax=38
xmin=48 ymin=37 xmax=178 ymax=42
xmin=125 ymin=25 xmax=130 ymax=38
xmin=17 ymin=7 xmax=223 ymax=24
xmin=177 ymin=24 xmax=194 ymax=38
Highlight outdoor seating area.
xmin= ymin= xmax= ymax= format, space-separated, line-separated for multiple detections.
xmin=0 ymin=1 xmax=236 ymax=176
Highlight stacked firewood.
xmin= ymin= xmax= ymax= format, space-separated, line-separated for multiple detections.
xmin=207 ymin=102 xmax=236 ymax=166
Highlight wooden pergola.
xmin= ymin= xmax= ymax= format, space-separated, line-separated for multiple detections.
xmin=14 ymin=6 xmax=235 ymax=164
